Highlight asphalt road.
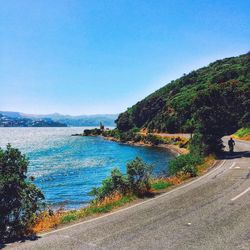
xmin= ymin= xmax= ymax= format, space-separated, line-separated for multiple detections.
xmin=5 ymin=138 xmax=250 ymax=250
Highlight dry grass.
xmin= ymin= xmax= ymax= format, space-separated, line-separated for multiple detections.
xmin=91 ymin=191 xmax=123 ymax=207
xmin=32 ymin=210 xmax=63 ymax=233
xmin=31 ymin=192 xmax=134 ymax=234
xmin=31 ymin=155 xmax=216 ymax=234
xmin=197 ymin=155 xmax=216 ymax=175
xmin=232 ymin=128 xmax=250 ymax=141
xmin=233 ymin=134 xmax=250 ymax=141
xmin=151 ymin=174 xmax=188 ymax=189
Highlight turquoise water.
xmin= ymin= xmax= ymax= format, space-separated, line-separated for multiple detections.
xmin=0 ymin=127 xmax=173 ymax=209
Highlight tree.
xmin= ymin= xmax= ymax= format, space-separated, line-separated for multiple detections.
xmin=192 ymin=83 xmax=245 ymax=154
xmin=116 ymin=112 xmax=133 ymax=131
xmin=0 ymin=144 xmax=44 ymax=241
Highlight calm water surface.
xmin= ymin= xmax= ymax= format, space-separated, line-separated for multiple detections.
xmin=0 ymin=127 xmax=173 ymax=209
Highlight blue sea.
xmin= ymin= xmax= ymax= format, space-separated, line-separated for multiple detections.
xmin=0 ymin=127 xmax=173 ymax=209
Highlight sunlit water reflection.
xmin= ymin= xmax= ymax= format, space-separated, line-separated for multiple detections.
xmin=0 ymin=127 xmax=173 ymax=209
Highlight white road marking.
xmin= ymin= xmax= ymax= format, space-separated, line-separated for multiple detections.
xmin=216 ymin=161 xmax=235 ymax=177
xmin=229 ymin=162 xmax=236 ymax=169
xmin=39 ymin=160 xmax=226 ymax=237
xmin=231 ymin=187 xmax=250 ymax=201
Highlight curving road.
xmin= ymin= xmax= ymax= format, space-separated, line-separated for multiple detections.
xmin=6 ymin=138 xmax=250 ymax=250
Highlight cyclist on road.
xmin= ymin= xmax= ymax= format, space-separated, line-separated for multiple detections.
xmin=228 ymin=137 xmax=235 ymax=153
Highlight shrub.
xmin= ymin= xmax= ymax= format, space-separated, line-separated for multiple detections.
xmin=103 ymin=129 xmax=121 ymax=139
xmin=84 ymin=128 xmax=102 ymax=136
xmin=144 ymin=134 xmax=162 ymax=145
xmin=83 ymin=129 xmax=91 ymax=136
xmin=133 ymin=134 xmax=142 ymax=142
xmin=0 ymin=144 xmax=45 ymax=241
xmin=169 ymin=153 xmax=203 ymax=176
xmin=110 ymin=168 xmax=129 ymax=194
xmin=131 ymin=127 xmax=140 ymax=133
xmin=90 ymin=168 xmax=129 ymax=201
xmin=182 ymin=164 xmax=198 ymax=177
xmin=189 ymin=132 xmax=204 ymax=155
xmin=126 ymin=157 xmax=153 ymax=194
xmin=91 ymin=157 xmax=153 ymax=200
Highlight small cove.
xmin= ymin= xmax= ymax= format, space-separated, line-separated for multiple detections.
xmin=0 ymin=127 xmax=174 ymax=209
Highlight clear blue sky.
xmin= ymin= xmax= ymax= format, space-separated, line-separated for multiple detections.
xmin=1 ymin=0 xmax=249 ymax=115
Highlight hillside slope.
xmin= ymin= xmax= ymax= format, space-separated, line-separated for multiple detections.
xmin=116 ymin=52 xmax=250 ymax=134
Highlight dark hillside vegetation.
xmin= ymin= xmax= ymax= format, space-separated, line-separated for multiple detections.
xmin=116 ymin=52 xmax=250 ymax=153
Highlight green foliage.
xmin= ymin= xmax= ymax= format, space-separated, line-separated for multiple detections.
xmin=88 ymin=204 xmax=113 ymax=213
xmin=133 ymin=134 xmax=142 ymax=142
xmin=144 ymin=134 xmax=162 ymax=145
xmin=131 ymin=127 xmax=140 ymax=133
xmin=182 ymin=164 xmax=198 ymax=177
xmin=61 ymin=213 xmax=77 ymax=223
xmin=104 ymin=129 xmax=165 ymax=146
xmin=83 ymin=129 xmax=92 ymax=136
xmin=169 ymin=153 xmax=204 ymax=177
xmin=103 ymin=129 xmax=137 ymax=143
xmin=91 ymin=157 xmax=153 ymax=200
xmin=103 ymin=128 xmax=121 ymax=139
xmin=116 ymin=112 xmax=134 ymax=131
xmin=83 ymin=128 xmax=102 ymax=136
xmin=110 ymin=168 xmax=129 ymax=194
xmin=0 ymin=144 xmax=45 ymax=241
xmin=126 ymin=157 xmax=153 ymax=194
xmin=189 ymin=132 xmax=204 ymax=155
xmin=182 ymin=118 xmax=196 ymax=134
xmin=151 ymin=181 xmax=172 ymax=190
xmin=234 ymin=127 xmax=250 ymax=138
xmin=115 ymin=52 xmax=250 ymax=153
xmin=192 ymin=82 xmax=250 ymax=153
xmin=119 ymin=131 xmax=134 ymax=142
xmin=59 ymin=195 xmax=135 ymax=225
xmin=90 ymin=168 xmax=129 ymax=200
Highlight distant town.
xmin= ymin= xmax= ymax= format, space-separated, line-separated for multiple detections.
xmin=0 ymin=113 xmax=67 ymax=127
xmin=0 ymin=111 xmax=117 ymax=127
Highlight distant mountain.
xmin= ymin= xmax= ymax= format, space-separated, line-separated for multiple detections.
xmin=0 ymin=114 xmax=67 ymax=127
xmin=0 ymin=111 xmax=23 ymax=118
xmin=0 ymin=112 xmax=118 ymax=127
xmin=37 ymin=113 xmax=118 ymax=127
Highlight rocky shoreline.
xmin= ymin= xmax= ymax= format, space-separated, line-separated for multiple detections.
xmin=103 ymin=136 xmax=188 ymax=156
xmin=72 ymin=133 xmax=188 ymax=157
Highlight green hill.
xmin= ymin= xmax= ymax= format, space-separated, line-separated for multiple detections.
xmin=116 ymin=52 xmax=250 ymax=133
xmin=116 ymin=52 xmax=250 ymax=153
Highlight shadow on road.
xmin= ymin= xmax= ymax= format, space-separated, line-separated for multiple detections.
xmin=218 ymin=151 xmax=250 ymax=160
xmin=0 ymin=235 xmax=40 ymax=249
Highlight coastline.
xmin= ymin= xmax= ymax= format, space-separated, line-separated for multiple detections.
xmin=103 ymin=135 xmax=189 ymax=156
xmin=32 ymin=134 xmax=218 ymax=235
xmin=71 ymin=132 xmax=189 ymax=156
